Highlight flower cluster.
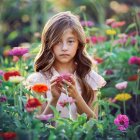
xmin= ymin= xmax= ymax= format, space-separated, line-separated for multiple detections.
xmin=114 ymin=114 xmax=129 ymax=131
xmin=106 ymin=18 xmax=126 ymax=28
xmin=80 ymin=21 xmax=94 ymax=27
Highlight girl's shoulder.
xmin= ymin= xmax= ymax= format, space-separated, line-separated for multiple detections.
xmin=85 ymin=70 xmax=106 ymax=90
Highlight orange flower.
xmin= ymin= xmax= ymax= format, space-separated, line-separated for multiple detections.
xmin=32 ymin=83 xmax=48 ymax=94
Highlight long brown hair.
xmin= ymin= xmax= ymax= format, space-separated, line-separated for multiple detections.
xmin=34 ymin=11 xmax=94 ymax=105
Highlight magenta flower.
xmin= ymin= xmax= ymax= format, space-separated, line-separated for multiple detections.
xmin=59 ymin=97 xmax=75 ymax=108
xmin=128 ymin=56 xmax=140 ymax=66
xmin=115 ymin=81 xmax=128 ymax=90
xmin=9 ymin=47 xmax=29 ymax=56
xmin=36 ymin=114 xmax=54 ymax=121
xmin=105 ymin=69 xmax=114 ymax=75
xmin=80 ymin=21 xmax=94 ymax=27
xmin=114 ymin=114 xmax=129 ymax=131
xmin=0 ymin=96 xmax=7 ymax=102
xmin=130 ymin=37 xmax=137 ymax=45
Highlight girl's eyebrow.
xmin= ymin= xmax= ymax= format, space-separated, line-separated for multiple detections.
xmin=67 ymin=37 xmax=75 ymax=40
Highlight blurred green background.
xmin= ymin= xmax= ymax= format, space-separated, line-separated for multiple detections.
xmin=0 ymin=0 xmax=140 ymax=55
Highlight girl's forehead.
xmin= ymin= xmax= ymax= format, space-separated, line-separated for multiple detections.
xmin=62 ymin=28 xmax=77 ymax=37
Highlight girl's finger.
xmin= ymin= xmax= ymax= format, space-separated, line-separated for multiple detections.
xmin=62 ymin=79 xmax=72 ymax=87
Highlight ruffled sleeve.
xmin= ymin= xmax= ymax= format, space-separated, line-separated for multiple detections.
xmin=85 ymin=70 xmax=106 ymax=90
xmin=23 ymin=72 xmax=47 ymax=89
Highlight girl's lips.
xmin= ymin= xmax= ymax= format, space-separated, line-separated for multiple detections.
xmin=59 ymin=54 xmax=70 ymax=56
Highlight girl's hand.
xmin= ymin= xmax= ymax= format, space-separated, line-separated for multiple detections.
xmin=62 ymin=75 xmax=79 ymax=99
xmin=50 ymin=76 xmax=65 ymax=100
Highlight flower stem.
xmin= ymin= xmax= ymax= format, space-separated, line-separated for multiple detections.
xmin=64 ymin=84 xmax=72 ymax=119
xmin=123 ymin=100 xmax=126 ymax=114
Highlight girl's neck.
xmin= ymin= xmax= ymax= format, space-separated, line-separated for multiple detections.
xmin=53 ymin=62 xmax=76 ymax=74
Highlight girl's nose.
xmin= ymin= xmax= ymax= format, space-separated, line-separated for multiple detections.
xmin=61 ymin=43 xmax=68 ymax=51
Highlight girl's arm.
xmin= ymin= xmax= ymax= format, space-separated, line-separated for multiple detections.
xmin=62 ymin=78 xmax=98 ymax=119
xmin=76 ymin=90 xmax=98 ymax=119
xmin=74 ymin=91 xmax=98 ymax=119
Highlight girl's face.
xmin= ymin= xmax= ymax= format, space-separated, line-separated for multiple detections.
xmin=52 ymin=28 xmax=79 ymax=64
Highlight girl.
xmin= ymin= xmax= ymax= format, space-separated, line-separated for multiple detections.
xmin=25 ymin=11 xmax=106 ymax=119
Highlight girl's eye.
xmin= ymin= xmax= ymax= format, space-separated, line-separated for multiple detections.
xmin=68 ymin=40 xmax=75 ymax=44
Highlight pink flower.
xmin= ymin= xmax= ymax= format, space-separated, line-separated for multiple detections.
xmin=9 ymin=47 xmax=29 ymax=56
xmin=128 ymin=56 xmax=140 ymax=66
xmin=59 ymin=97 xmax=75 ymax=108
xmin=12 ymin=56 xmax=19 ymax=62
xmin=105 ymin=18 xmax=116 ymax=26
xmin=114 ymin=114 xmax=129 ymax=131
xmin=115 ymin=81 xmax=128 ymax=90
xmin=80 ymin=21 xmax=94 ymax=27
xmin=36 ymin=114 xmax=53 ymax=121
xmin=111 ymin=21 xmax=126 ymax=28
xmin=0 ymin=70 xmax=4 ymax=76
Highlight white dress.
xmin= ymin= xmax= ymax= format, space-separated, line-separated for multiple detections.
xmin=24 ymin=67 xmax=106 ymax=119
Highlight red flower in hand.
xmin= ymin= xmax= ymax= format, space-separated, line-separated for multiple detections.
xmin=56 ymin=73 xmax=72 ymax=84
xmin=31 ymin=83 xmax=48 ymax=94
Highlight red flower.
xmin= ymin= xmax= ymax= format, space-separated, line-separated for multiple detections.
xmin=31 ymin=83 xmax=48 ymax=94
xmin=3 ymin=71 xmax=20 ymax=81
xmin=25 ymin=98 xmax=42 ymax=112
xmin=94 ymin=57 xmax=104 ymax=64
xmin=56 ymin=73 xmax=72 ymax=84
xmin=128 ymin=75 xmax=138 ymax=81
xmin=2 ymin=132 xmax=16 ymax=140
